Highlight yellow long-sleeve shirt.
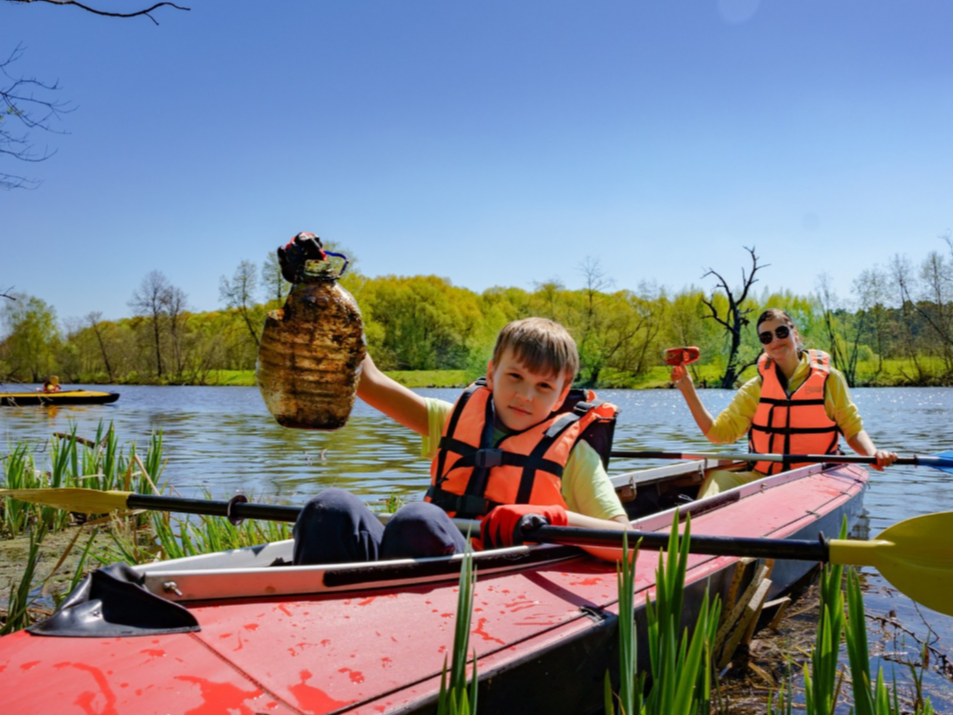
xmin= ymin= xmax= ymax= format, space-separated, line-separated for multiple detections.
xmin=706 ymin=351 xmax=864 ymax=445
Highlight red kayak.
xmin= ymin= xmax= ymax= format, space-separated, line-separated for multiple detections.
xmin=0 ymin=461 xmax=867 ymax=714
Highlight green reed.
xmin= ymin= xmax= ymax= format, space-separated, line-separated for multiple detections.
xmin=768 ymin=520 xmax=935 ymax=715
xmin=1 ymin=424 xmax=165 ymax=631
xmin=0 ymin=523 xmax=46 ymax=635
xmin=91 ymin=490 xmax=295 ymax=566
xmin=437 ymin=539 xmax=478 ymax=715
xmin=0 ymin=422 xmax=165 ymax=538
xmin=606 ymin=514 xmax=720 ymax=715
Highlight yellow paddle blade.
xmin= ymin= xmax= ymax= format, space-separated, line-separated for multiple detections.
xmin=0 ymin=488 xmax=133 ymax=514
xmin=829 ymin=511 xmax=953 ymax=616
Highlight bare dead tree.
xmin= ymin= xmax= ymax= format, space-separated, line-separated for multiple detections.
xmin=2 ymin=1 xmax=189 ymax=188
xmin=85 ymin=311 xmax=114 ymax=382
xmin=129 ymin=270 xmax=172 ymax=378
xmin=701 ymin=246 xmax=767 ymax=389
xmin=816 ymin=272 xmax=861 ymax=386
xmin=221 ymin=260 xmax=262 ymax=347
xmin=164 ymin=284 xmax=188 ymax=379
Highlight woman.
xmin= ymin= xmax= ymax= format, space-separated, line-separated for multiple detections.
xmin=671 ymin=308 xmax=897 ymax=498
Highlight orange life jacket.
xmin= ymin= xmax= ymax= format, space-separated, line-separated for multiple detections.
xmin=425 ymin=379 xmax=618 ymax=518
xmin=748 ymin=349 xmax=840 ymax=475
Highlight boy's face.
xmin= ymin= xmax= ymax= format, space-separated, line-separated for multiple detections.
xmin=486 ymin=348 xmax=572 ymax=432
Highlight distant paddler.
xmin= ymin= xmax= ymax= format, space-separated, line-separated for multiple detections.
xmin=669 ymin=308 xmax=898 ymax=498
xmin=256 ymin=232 xmax=366 ymax=431
xmin=37 ymin=375 xmax=61 ymax=393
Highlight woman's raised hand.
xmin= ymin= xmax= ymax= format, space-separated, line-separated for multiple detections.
xmin=670 ymin=364 xmax=693 ymax=390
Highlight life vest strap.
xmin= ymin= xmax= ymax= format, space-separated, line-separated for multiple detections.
xmin=424 ymin=486 xmax=500 ymax=519
xmin=758 ymin=396 xmax=826 ymax=407
xmin=438 ymin=437 xmax=566 ymax=476
xmin=750 ymin=424 xmax=841 ymax=435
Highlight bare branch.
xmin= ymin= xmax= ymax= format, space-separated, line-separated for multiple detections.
xmin=2 ymin=2 xmax=190 ymax=188
xmin=1 ymin=286 xmax=16 ymax=301
xmin=701 ymin=246 xmax=767 ymax=388
xmin=6 ymin=1 xmax=190 ymax=26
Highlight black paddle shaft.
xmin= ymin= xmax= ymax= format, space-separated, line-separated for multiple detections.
xmin=126 ymin=494 xmax=301 ymax=524
xmin=608 ymin=450 xmax=928 ymax=467
xmin=524 ymin=524 xmax=832 ymax=562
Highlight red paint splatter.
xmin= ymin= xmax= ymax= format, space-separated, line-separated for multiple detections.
xmin=357 ymin=596 xmax=376 ymax=606
xmin=175 ymin=674 xmax=262 ymax=715
xmin=53 ymin=662 xmax=119 ymax=715
xmin=569 ymin=577 xmax=601 ymax=586
xmin=139 ymin=648 xmax=165 ymax=658
xmin=380 ymin=657 xmax=393 ymax=668
xmin=473 ymin=617 xmax=506 ymax=645
xmin=243 ymin=623 xmax=260 ymax=631
xmin=277 ymin=604 xmax=293 ymax=617
xmin=289 ymin=669 xmax=354 ymax=714
xmin=19 ymin=660 xmax=40 ymax=671
xmin=338 ymin=667 xmax=365 ymax=684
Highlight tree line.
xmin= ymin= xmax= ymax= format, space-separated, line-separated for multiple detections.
xmin=5 ymin=241 xmax=953 ymax=389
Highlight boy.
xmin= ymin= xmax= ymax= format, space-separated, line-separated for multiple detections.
xmin=293 ymin=317 xmax=629 ymax=565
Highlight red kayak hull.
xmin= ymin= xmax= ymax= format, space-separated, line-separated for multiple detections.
xmin=0 ymin=464 xmax=867 ymax=714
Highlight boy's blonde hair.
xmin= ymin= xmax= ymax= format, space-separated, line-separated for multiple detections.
xmin=491 ymin=317 xmax=579 ymax=381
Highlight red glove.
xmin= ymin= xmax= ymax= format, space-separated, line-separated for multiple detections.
xmin=477 ymin=504 xmax=568 ymax=550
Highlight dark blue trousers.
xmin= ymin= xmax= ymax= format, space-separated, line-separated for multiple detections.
xmin=292 ymin=488 xmax=468 ymax=565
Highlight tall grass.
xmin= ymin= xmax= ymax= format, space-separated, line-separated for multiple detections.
xmin=768 ymin=521 xmax=935 ymax=714
xmin=437 ymin=542 xmax=478 ymax=715
xmin=91 ymin=492 xmax=295 ymax=566
xmin=0 ymin=422 xmax=165 ymax=538
xmin=606 ymin=514 xmax=721 ymax=715
xmin=0 ymin=423 xmax=165 ymax=631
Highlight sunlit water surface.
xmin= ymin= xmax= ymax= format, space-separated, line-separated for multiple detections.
xmin=2 ymin=384 xmax=952 ymax=707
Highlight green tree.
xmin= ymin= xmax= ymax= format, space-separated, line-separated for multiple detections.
xmin=0 ymin=292 xmax=60 ymax=381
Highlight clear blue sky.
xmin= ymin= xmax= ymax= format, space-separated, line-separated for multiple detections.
xmin=3 ymin=1 xmax=952 ymax=324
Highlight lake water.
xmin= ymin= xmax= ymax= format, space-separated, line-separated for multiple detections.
xmin=2 ymin=383 xmax=952 ymax=705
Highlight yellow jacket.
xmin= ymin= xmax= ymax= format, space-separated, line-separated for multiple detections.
xmin=707 ymin=351 xmax=864 ymax=445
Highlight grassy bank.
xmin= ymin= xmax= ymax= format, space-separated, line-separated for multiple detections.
xmin=110 ymin=357 xmax=953 ymax=390
xmin=204 ymin=369 xmax=470 ymax=388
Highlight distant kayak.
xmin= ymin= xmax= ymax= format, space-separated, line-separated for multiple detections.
xmin=0 ymin=390 xmax=120 ymax=407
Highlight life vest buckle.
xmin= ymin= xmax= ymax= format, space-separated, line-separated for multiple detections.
xmin=474 ymin=448 xmax=505 ymax=468
xmin=573 ymin=401 xmax=594 ymax=415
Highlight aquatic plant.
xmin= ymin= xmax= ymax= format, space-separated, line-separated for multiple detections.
xmin=606 ymin=513 xmax=721 ymax=715
xmin=437 ymin=541 xmax=478 ymax=715
xmin=768 ymin=520 xmax=935 ymax=715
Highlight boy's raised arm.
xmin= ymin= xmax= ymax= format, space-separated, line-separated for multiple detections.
xmin=357 ymin=354 xmax=430 ymax=436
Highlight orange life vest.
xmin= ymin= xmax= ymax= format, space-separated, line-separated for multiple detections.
xmin=748 ymin=349 xmax=840 ymax=475
xmin=425 ymin=379 xmax=618 ymax=518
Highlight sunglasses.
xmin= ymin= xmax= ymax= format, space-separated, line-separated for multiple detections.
xmin=758 ymin=325 xmax=791 ymax=345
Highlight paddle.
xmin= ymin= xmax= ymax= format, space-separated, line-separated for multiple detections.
xmin=0 ymin=488 xmax=302 ymax=524
xmin=609 ymin=450 xmax=953 ymax=474
xmin=0 ymin=487 xmax=472 ymax=530
xmin=520 ymin=513 xmax=953 ymax=617
xmin=3 ymin=486 xmax=951 ymax=616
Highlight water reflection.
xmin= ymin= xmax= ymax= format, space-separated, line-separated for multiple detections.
xmin=3 ymin=384 xmax=953 ymax=517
